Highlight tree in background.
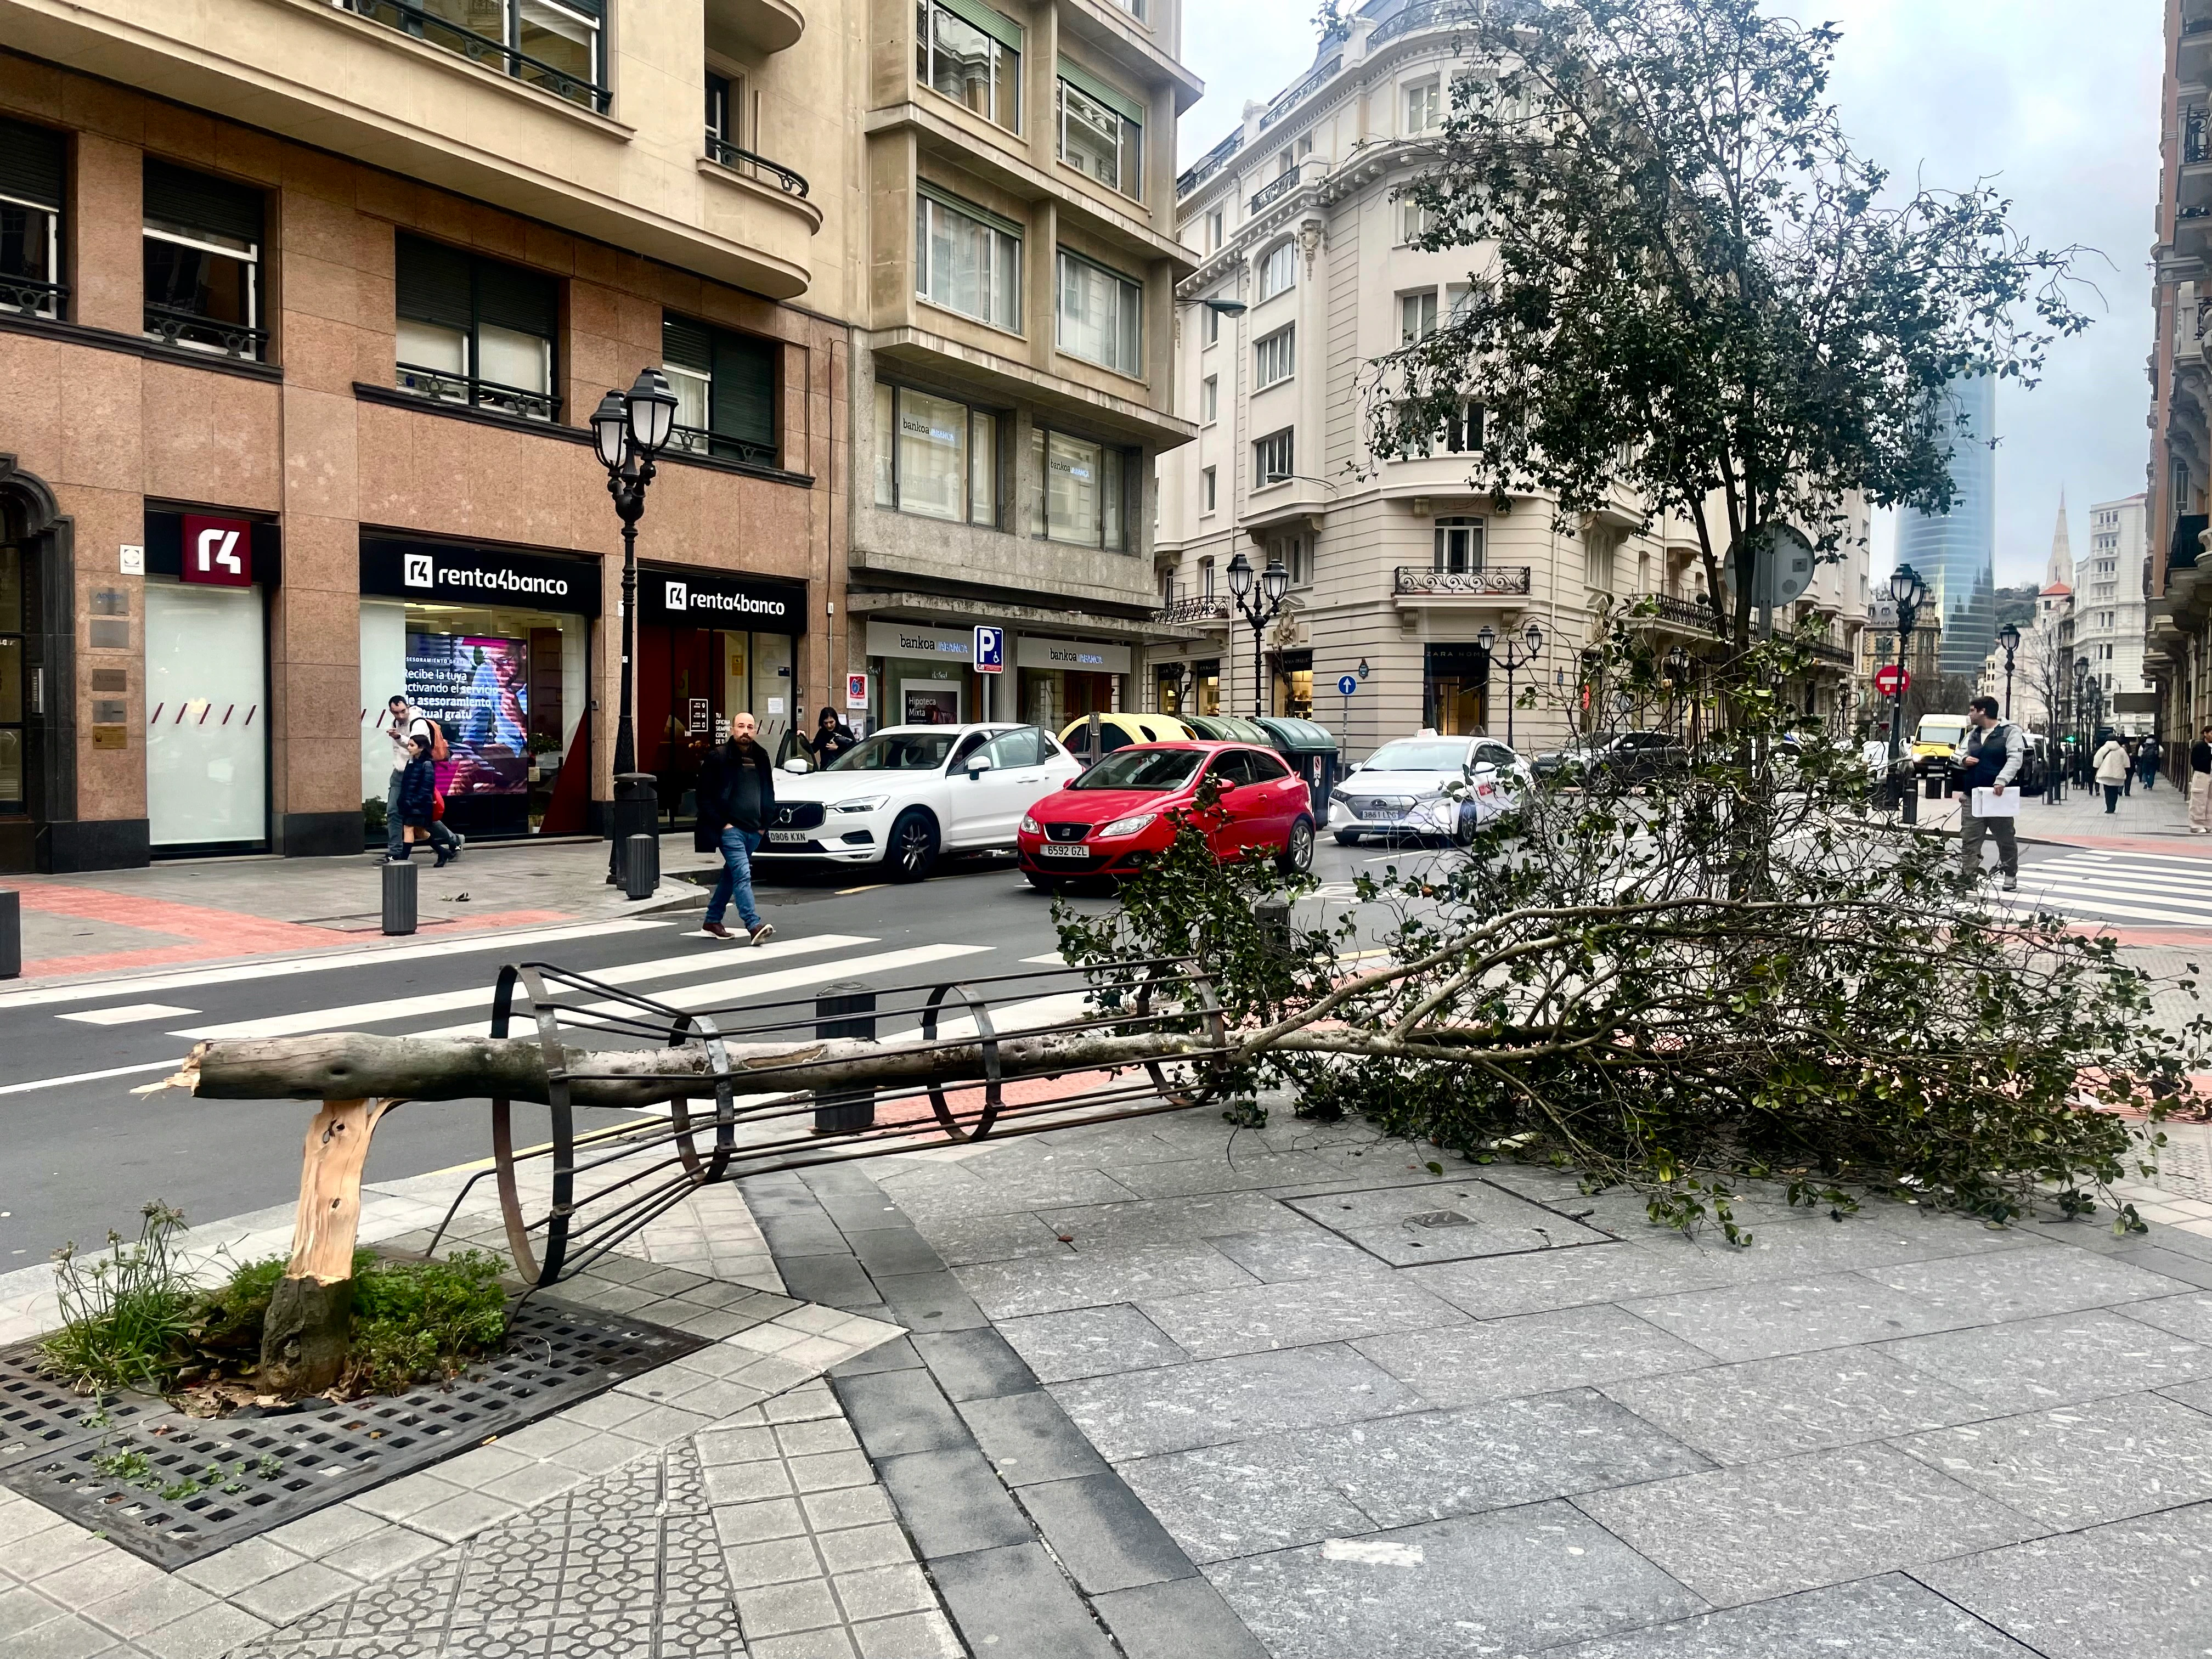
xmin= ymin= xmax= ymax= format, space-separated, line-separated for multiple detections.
xmin=1370 ymin=0 xmax=2089 ymax=656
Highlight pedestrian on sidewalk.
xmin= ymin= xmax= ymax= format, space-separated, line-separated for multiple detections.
xmin=380 ymin=694 xmax=464 ymax=863
xmin=2123 ymin=735 xmax=2140 ymax=796
xmin=805 ymin=706 xmax=858 ymax=769
xmin=2095 ymin=733 xmax=2132 ymax=814
xmin=2192 ymin=726 xmax=2212 ymax=834
xmin=695 ymin=710 xmax=777 ymax=945
xmin=392 ymin=735 xmax=452 ymax=867
xmin=1954 ymin=696 xmax=2022 ymax=891
xmin=2140 ymin=735 xmax=2163 ymax=792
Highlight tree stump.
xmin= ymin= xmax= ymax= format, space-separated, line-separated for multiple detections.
xmin=258 ymin=1099 xmax=393 ymax=1394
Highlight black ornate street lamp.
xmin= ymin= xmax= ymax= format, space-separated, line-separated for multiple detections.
xmin=1475 ymin=619 xmax=1544 ymax=749
xmin=1886 ymin=564 xmax=1927 ymax=825
xmin=1225 ymin=550 xmax=1291 ymax=719
xmin=591 ymin=367 xmax=679 ymax=886
xmin=1996 ymin=620 xmax=2021 ymax=721
xmin=2071 ymin=656 xmax=2090 ymax=787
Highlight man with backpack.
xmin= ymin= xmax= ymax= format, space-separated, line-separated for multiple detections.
xmin=381 ymin=693 xmax=464 ymax=864
xmin=1953 ymin=695 xmax=2021 ymax=891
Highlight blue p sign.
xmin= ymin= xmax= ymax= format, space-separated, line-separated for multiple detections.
xmin=1337 ymin=675 xmax=1359 ymax=697
xmin=974 ymin=625 xmax=1004 ymax=673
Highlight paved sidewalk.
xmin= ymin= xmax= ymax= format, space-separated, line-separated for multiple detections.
xmin=1910 ymin=771 xmax=2197 ymax=850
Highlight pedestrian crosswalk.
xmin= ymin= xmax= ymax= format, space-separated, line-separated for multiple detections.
xmin=1997 ymin=849 xmax=2212 ymax=929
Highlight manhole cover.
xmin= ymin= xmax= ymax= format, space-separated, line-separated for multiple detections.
xmin=1283 ymin=1180 xmax=1616 ymax=1265
xmin=0 ymin=1296 xmax=706 ymax=1567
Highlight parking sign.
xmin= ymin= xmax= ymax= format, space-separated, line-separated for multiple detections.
xmin=974 ymin=625 xmax=1005 ymax=673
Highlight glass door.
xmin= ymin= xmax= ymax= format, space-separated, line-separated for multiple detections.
xmin=146 ymin=579 xmax=267 ymax=848
xmin=0 ymin=545 xmax=22 ymax=816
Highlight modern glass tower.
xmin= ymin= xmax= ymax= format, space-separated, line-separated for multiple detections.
xmin=1896 ymin=374 xmax=1996 ymax=677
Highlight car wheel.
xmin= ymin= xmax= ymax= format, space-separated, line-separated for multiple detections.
xmin=885 ymin=809 xmax=938 ymax=882
xmin=1334 ymin=829 xmax=1362 ymax=847
xmin=1278 ymin=816 xmax=1315 ymax=874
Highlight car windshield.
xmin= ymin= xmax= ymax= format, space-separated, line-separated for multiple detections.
xmin=1365 ymin=741 xmax=1466 ymax=771
xmin=824 ymin=732 xmax=960 ymax=772
xmin=1070 ymin=749 xmax=1205 ymax=791
xmin=1915 ymin=718 xmax=1968 ymax=744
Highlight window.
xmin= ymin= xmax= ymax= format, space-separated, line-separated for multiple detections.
xmin=916 ymin=188 xmax=1022 ymax=332
xmin=1299 ymin=133 xmax=1314 ymax=157
xmin=1057 ymin=250 xmax=1143 ymax=377
xmin=1253 ymin=325 xmax=1294 ymax=390
xmin=340 ymin=0 xmax=606 ymax=110
xmin=143 ymin=161 xmax=266 ymax=360
xmin=1200 ymin=557 xmax=1216 ymax=596
xmin=1254 ymin=427 xmax=1294 ymax=488
xmin=1435 ymin=517 xmax=1483 ymax=572
xmin=874 ymin=383 xmax=999 ymax=526
xmin=1583 ymin=531 xmax=1617 ymax=592
xmin=1058 ymin=63 xmax=1143 ymax=199
xmin=1201 ymin=466 xmax=1217 ymax=512
xmin=394 ymin=233 xmax=558 ymax=419
xmin=662 ymin=315 xmax=777 ymax=466
xmin=1401 ymin=200 xmax=1432 ymax=244
xmin=1203 ymin=301 xmax=1222 ymax=346
xmin=1446 ymin=281 xmax=1472 ymax=320
xmin=0 ymin=117 xmax=64 ymax=320
xmin=1269 ymin=532 xmax=1311 ymax=586
xmin=1033 ymin=427 xmax=1128 ymax=548
xmin=978 ymin=726 xmax=1042 ymax=768
xmin=1200 ymin=376 xmax=1218 ymax=424
xmin=917 ymin=0 xmax=1021 ymax=131
xmin=1400 ymin=399 xmax=1482 ymax=456
xmin=1405 ymin=79 xmax=1441 ymax=134
xmin=1207 ymin=209 xmax=1224 ymax=251
xmin=1257 ymin=241 xmax=1296 ymax=302
xmin=1400 ymin=290 xmax=1437 ymax=344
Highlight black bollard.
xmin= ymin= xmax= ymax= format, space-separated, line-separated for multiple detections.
xmin=381 ymin=857 xmax=417 ymax=936
xmin=624 ymin=832 xmax=658 ymax=900
xmin=813 ymin=980 xmax=877 ymax=1133
xmin=0 ymin=888 xmax=18 ymax=978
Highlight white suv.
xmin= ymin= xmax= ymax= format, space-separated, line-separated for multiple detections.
xmin=754 ymin=724 xmax=1081 ymax=881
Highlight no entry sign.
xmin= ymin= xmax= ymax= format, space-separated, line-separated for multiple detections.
xmin=1875 ymin=663 xmax=1911 ymax=697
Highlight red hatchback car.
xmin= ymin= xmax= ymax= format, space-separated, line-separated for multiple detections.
xmin=1017 ymin=742 xmax=1316 ymax=889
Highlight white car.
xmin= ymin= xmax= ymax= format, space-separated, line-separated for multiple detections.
xmin=1330 ymin=733 xmax=1533 ymax=845
xmin=754 ymin=723 xmax=1081 ymax=881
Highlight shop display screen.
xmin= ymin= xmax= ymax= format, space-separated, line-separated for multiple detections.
xmin=407 ymin=633 xmax=531 ymax=797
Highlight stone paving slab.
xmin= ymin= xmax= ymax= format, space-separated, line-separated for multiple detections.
xmin=1352 ymin=1304 xmax=1715 ymax=1407
xmin=1876 ymin=1306 xmax=2212 ymax=1411
xmin=1528 ymin=1572 xmax=2039 ymax=1658
xmin=1894 ymin=1391 xmax=2212 ymax=1527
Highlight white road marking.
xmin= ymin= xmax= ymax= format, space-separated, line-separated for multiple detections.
xmin=0 ymin=1059 xmax=183 ymax=1097
xmin=57 ymin=1003 xmax=200 ymax=1026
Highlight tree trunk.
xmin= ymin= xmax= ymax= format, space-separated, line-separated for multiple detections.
xmin=257 ymin=1099 xmax=392 ymax=1393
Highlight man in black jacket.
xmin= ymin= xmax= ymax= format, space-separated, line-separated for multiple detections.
xmin=2192 ymin=725 xmax=2212 ymax=836
xmin=695 ymin=712 xmax=777 ymax=944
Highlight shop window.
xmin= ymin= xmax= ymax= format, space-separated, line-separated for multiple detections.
xmin=337 ymin=0 xmax=606 ymax=111
xmin=1253 ymin=324 xmax=1294 ymax=390
xmin=1435 ymin=517 xmax=1483 ymax=572
xmin=917 ymin=0 xmax=1021 ymax=132
xmin=1257 ymin=240 xmax=1296 ymax=303
xmin=874 ymin=382 xmax=999 ymax=526
xmin=0 ymin=117 xmax=65 ymax=320
xmin=0 ymin=544 xmax=21 ymax=811
xmin=142 ymin=160 xmax=265 ymax=360
xmin=916 ymin=187 xmax=1022 ymax=331
xmin=1195 ymin=658 xmax=1221 ymax=715
xmin=1254 ymin=427 xmax=1294 ymax=488
xmin=1057 ymin=62 xmax=1142 ymax=199
xmin=394 ymin=233 xmax=559 ymax=421
xmin=663 ymin=314 xmax=778 ymax=467
xmin=1056 ymin=250 xmax=1143 ymax=377
xmin=1032 ymin=427 xmax=1129 ymax=550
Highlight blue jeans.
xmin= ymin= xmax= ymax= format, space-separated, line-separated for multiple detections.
xmin=386 ymin=770 xmax=407 ymax=856
xmin=706 ymin=827 xmax=763 ymax=929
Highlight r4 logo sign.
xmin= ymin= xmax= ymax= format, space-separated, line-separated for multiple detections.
xmin=181 ymin=514 xmax=253 ymax=588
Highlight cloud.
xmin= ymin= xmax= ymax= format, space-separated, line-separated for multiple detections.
xmin=1178 ymin=0 xmax=2163 ymax=583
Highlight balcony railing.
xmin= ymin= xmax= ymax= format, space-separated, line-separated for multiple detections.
xmin=336 ymin=0 xmax=610 ymax=113
xmin=1249 ymin=170 xmax=1301 ymax=214
xmin=1259 ymin=55 xmax=1342 ymax=132
xmin=668 ymin=424 xmax=776 ymax=468
xmin=145 ymin=303 xmax=268 ymax=361
xmin=0 ymin=275 xmax=66 ymax=320
xmin=1177 ymin=129 xmax=1245 ymax=198
xmin=2190 ymin=107 xmax=2211 ymax=166
xmin=1626 ymin=591 xmax=1725 ymax=632
xmin=1395 ymin=565 xmax=1532 ymax=596
xmin=396 ymin=363 xmax=558 ymax=422
xmin=704 ymin=135 xmax=811 ymax=199
xmin=1368 ymin=0 xmax=1488 ymax=48
xmin=1156 ymin=594 xmax=1231 ymax=624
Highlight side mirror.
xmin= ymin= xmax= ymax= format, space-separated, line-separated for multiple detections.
xmin=782 ymin=758 xmax=809 ymax=775
xmin=966 ymin=755 xmax=996 ymax=778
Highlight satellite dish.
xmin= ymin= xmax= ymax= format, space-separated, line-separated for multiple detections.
xmin=1731 ymin=523 xmax=1816 ymax=611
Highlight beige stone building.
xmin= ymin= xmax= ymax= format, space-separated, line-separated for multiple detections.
xmin=0 ymin=0 xmax=853 ymax=870
xmin=1151 ymin=0 xmax=1866 ymax=757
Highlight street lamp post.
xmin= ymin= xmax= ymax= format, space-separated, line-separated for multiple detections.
xmin=1475 ymin=620 xmax=1544 ymax=749
xmin=1996 ymin=621 xmax=2021 ymax=721
xmin=590 ymin=368 xmax=680 ymax=887
xmin=1225 ymin=550 xmax=1291 ymax=719
xmin=1664 ymin=645 xmax=1691 ymax=738
xmin=1886 ymin=564 xmax=1927 ymax=826
xmin=2071 ymin=657 xmax=2090 ymax=788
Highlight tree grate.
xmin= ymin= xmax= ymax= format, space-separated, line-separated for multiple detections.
xmin=0 ymin=1296 xmax=707 ymax=1567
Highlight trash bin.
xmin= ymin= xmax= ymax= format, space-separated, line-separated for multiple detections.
xmin=381 ymin=858 xmax=417 ymax=936
xmin=1254 ymin=717 xmax=1341 ymax=821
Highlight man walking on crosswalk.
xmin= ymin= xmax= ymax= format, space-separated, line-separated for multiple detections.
xmin=1954 ymin=696 xmax=2021 ymax=892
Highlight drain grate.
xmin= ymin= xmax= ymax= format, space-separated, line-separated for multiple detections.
xmin=0 ymin=1365 xmax=173 ymax=1474
xmin=0 ymin=1296 xmax=707 ymax=1567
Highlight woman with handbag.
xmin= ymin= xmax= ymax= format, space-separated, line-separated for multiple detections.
xmin=393 ymin=735 xmax=453 ymax=867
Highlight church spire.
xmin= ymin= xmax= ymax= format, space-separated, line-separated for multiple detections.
xmin=2045 ymin=489 xmax=2072 ymax=589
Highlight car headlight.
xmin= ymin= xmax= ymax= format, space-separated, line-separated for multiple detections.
xmin=1098 ymin=812 xmax=1156 ymax=838
xmin=1329 ymin=788 xmax=1351 ymax=805
xmin=1019 ymin=814 xmax=1041 ymax=835
xmin=831 ymin=796 xmax=889 ymax=815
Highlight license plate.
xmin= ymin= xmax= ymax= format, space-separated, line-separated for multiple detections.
xmin=1037 ymin=843 xmax=1090 ymax=859
xmin=1359 ymin=804 xmax=1400 ymax=821
xmin=767 ymin=830 xmax=810 ymax=845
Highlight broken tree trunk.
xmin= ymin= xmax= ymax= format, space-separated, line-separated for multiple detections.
xmin=143 ymin=1027 xmax=1218 ymax=1111
xmin=258 ymin=1098 xmax=394 ymax=1394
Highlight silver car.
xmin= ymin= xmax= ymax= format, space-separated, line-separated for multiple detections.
xmin=1330 ymin=734 xmax=1531 ymax=845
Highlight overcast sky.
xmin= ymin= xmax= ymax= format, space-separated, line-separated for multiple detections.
xmin=1177 ymin=0 xmax=2165 ymax=585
